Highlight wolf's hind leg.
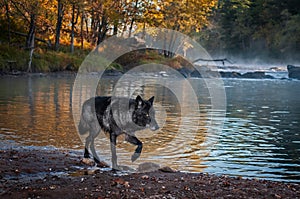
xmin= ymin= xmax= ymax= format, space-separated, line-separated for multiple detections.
xmin=84 ymin=135 xmax=92 ymax=158
xmin=125 ymin=135 xmax=143 ymax=162
xmin=90 ymin=131 xmax=101 ymax=163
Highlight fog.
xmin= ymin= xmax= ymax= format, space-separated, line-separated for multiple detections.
xmin=208 ymin=52 xmax=300 ymax=72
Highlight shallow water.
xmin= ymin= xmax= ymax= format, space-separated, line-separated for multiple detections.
xmin=0 ymin=74 xmax=299 ymax=183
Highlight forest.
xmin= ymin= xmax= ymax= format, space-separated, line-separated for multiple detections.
xmin=0 ymin=0 xmax=299 ymax=72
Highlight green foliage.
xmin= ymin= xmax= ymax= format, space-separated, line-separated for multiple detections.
xmin=198 ymin=0 xmax=300 ymax=61
xmin=0 ymin=44 xmax=86 ymax=73
xmin=0 ymin=44 xmax=28 ymax=71
xmin=113 ymin=49 xmax=193 ymax=72
xmin=114 ymin=49 xmax=166 ymax=71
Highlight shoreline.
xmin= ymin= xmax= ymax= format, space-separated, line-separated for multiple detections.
xmin=0 ymin=146 xmax=299 ymax=198
xmin=0 ymin=69 xmax=289 ymax=80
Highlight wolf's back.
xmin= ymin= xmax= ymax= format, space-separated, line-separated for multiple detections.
xmin=78 ymin=96 xmax=112 ymax=135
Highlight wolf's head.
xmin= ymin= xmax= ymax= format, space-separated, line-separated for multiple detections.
xmin=132 ymin=95 xmax=159 ymax=131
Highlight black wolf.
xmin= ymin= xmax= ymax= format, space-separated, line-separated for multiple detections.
xmin=78 ymin=95 xmax=159 ymax=170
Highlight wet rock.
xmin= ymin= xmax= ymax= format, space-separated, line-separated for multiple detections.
xmin=65 ymin=63 xmax=75 ymax=71
xmin=159 ymin=166 xmax=177 ymax=173
xmin=177 ymin=67 xmax=192 ymax=78
xmin=241 ymin=71 xmax=274 ymax=79
xmin=287 ymin=65 xmax=300 ymax=80
xmin=137 ymin=162 xmax=160 ymax=172
xmin=190 ymin=69 xmax=222 ymax=78
xmin=270 ymin=67 xmax=285 ymax=71
xmin=190 ymin=70 xmax=202 ymax=78
xmin=103 ymin=69 xmax=123 ymax=76
xmin=220 ymin=71 xmax=242 ymax=78
xmin=116 ymin=165 xmax=135 ymax=172
xmin=178 ymin=67 xmax=276 ymax=79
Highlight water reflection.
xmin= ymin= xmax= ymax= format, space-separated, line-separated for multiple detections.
xmin=205 ymin=79 xmax=300 ymax=183
xmin=0 ymin=75 xmax=82 ymax=149
xmin=0 ymin=75 xmax=299 ymax=183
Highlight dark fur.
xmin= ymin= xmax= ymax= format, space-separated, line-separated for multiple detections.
xmin=78 ymin=95 xmax=159 ymax=169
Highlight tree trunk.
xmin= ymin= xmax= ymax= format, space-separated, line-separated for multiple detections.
xmin=70 ymin=3 xmax=76 ymax=53
xmin=4 ymin=0 xmax=11 ymax=45
xmin=113 ymin=20 xmax=118 ymax=36
xmin=90 ymin=9 xmax=98 ymax=45
xmin=27 ymin=33 xmax=35 ymax=73
xmin=80 ymin=11 xmax=84 ymax=49
xmin=55 ymin=0 xmax=64 ymax=51
xmin=25 ymin=13 xmax=36 ymax=49
xmin=128 ymin=0 xmax=139 ymax=38
xmin=27 ymin=48 xmax=34 ymax=73
xmin=96 ymin=15 xmax=108 ymax=46
xmin=128 ymin=18 xmax=134 ymax=38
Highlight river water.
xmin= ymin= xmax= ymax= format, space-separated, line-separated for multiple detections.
xmin=0 ymin=73 xmax=299 ymax=183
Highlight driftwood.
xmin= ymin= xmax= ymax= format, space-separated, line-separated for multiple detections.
xmin=10 ymin=31 xmax=51 ymax=47
xmin=193 ymin=58 xmax=234 ymax=65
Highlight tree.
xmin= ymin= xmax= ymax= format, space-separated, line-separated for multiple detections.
xmin=70 ymin=1 xmax=80 ymax=53
xmin=4 ymin=0 xmax=11 ymax=44
xmin=54 ymin=0 xmax=64 ymax=51
xmin=143 ymin=0 xmax=217 ymax=33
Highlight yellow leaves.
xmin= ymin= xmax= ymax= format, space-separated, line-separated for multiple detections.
xmin=147 ymin=0 xmax=217 ymax=33
xmin=2 ymin=0 xmax=217 ymax=49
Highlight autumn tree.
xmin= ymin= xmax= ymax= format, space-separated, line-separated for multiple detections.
xmin=69 ymin=1 xmax=83 ymax=53
xmin=143 ymin=0 xmax=217 ymax=33
xmin=206 ymin=0 xmax=300 ymax=59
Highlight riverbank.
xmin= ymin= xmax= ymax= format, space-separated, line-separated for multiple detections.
xmin=0 ymin=146 xmax=299 ymax=198
xmin=0 ymin=44 xmax=87 ymax=73
xmin=1 ymin=44 xmax=298 ymax=80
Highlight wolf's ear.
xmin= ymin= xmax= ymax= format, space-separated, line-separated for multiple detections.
xmin=136 ymin=95 xmax=143 ymax=108
xmin=148 ymin=96 xmax=155 ymax=105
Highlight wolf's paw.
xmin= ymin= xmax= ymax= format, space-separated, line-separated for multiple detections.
xmin=112 ymin=165 xmax=122 ymax=171
xmin=96 ymin=161 xmax=110 ymax=168
xmin=112 ymin=165 xmax=135 ymax=172
xmin=84 ymin=153 xmax=90 ymax=158
xmin=131 ymin=152 xmax=141 ymax=162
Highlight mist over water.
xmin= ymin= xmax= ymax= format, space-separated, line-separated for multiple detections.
xmin=206 ymin=54 xmax=300 ymax=73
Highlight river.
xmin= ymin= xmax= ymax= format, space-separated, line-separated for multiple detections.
xmin=0 ymin=73 xmax=299 ymax=183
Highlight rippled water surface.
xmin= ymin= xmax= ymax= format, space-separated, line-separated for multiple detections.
xmin=0 ymin=74 xmax=299 ymax=183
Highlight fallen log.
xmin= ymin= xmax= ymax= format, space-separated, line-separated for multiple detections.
xmin=192 ymin=58 xmax=234 ymax=65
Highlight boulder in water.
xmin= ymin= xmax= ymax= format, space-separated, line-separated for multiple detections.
xmin=287 ymin=65 xmax=300 ymax=80
xmin=241 ymin=71 xmax=274 ymax=79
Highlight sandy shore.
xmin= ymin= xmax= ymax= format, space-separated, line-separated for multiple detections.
xmin=0 ymin=146 xmax=299 ymax=199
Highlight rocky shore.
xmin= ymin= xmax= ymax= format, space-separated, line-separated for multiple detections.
xmin=0 ymin=147 xmax=299 ymax=198
xmin=2 ymin=65 xmax=300 ymax=80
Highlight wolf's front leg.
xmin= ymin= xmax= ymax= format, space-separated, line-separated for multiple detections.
xmin=125 ymin=134 xmax=143 ymax=162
